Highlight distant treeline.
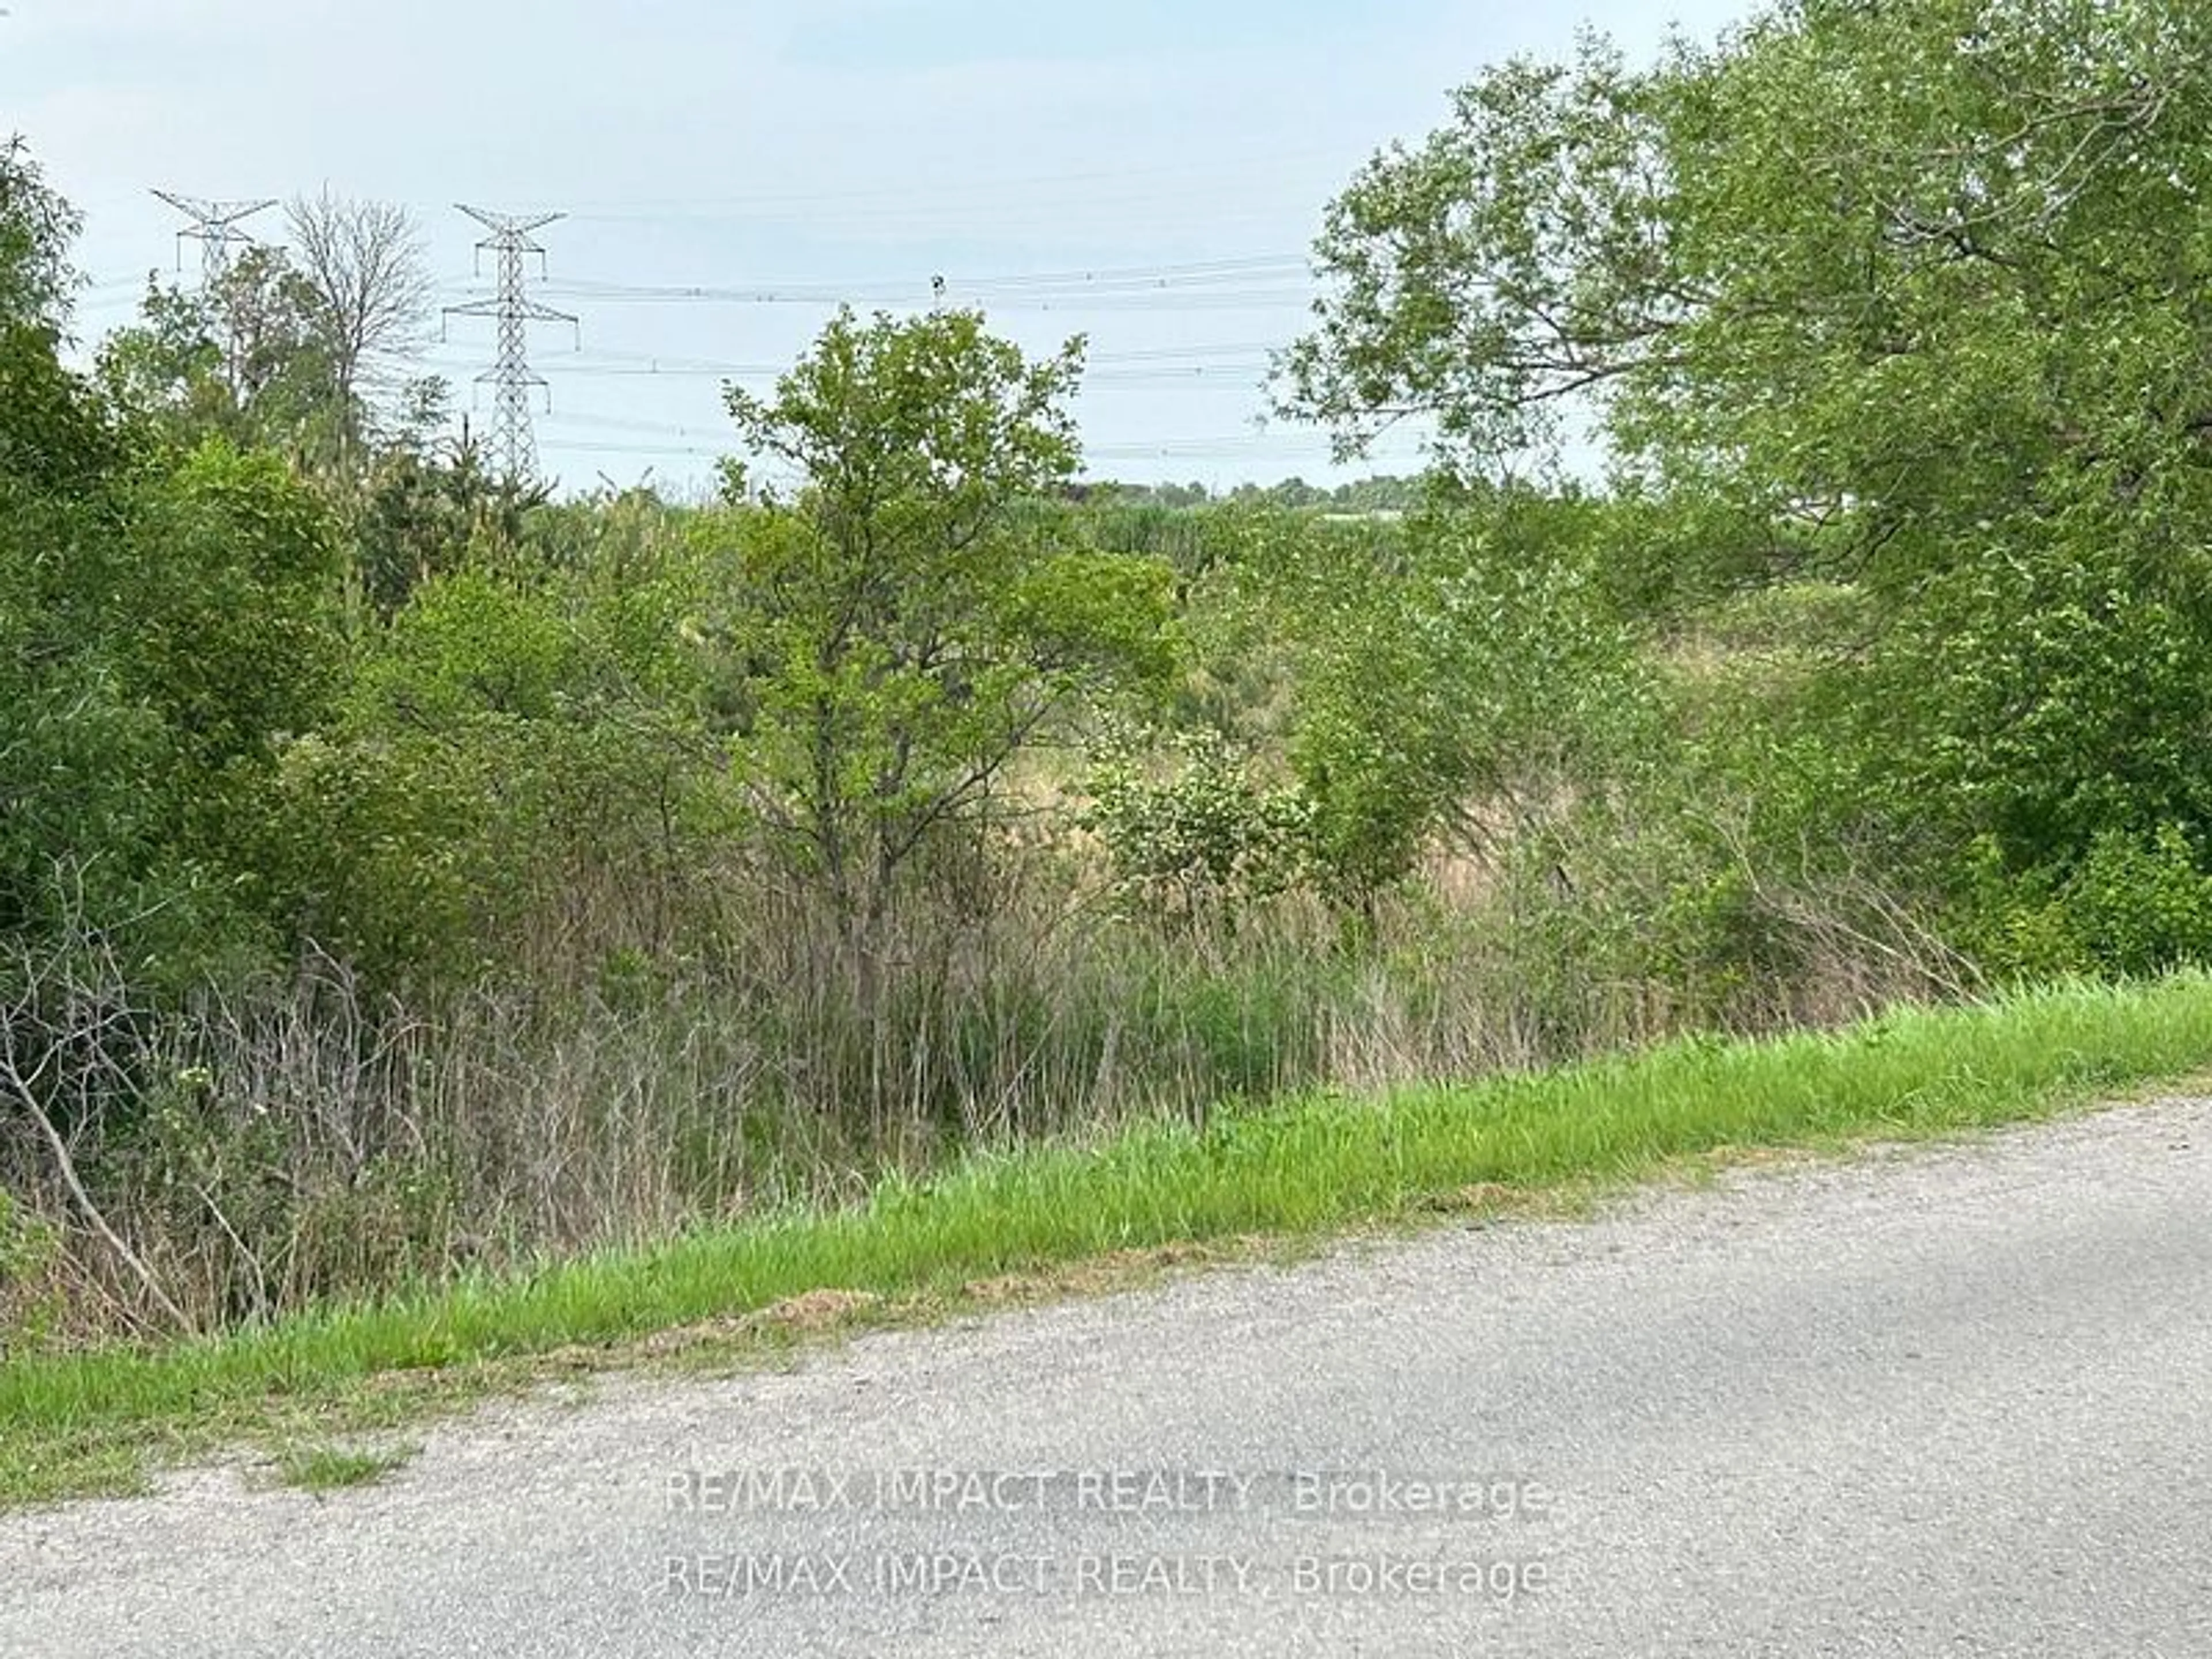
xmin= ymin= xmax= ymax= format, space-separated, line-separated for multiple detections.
xmin=1076 ymin=475 xmax=1422 ymax=513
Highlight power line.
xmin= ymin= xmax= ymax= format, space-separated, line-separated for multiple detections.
xmin=522 ymin=255 xmax=1313 ymax=313
xmin=425 ymin=253 xmax=1310 ymax=316
xmin=443 ymin=206 xmax=579 ymax=486
xmin=268 ymin=141 xmax=1353 ymax=232
xmin=554 ymin=198 xmax=1306 ymax=240
xmin=147 ymin=191 xmax=278 ymax=400
xmin=553 ymin=253 xmax=1305 ymax=292
xmin=149 ymin=190 xmax=276 ymax=288
xmin=111 ymin=198 xmax=1362 ymax=485
xmin=420 ymin=342 xmax=1278 ymax=386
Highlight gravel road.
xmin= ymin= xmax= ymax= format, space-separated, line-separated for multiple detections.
xmin=4 ymin=1097 xmax=2208 ymax=1657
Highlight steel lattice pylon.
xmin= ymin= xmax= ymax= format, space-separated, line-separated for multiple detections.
xmin=444 ymin=206 xmax=578 ymax=486
xmin=150 ymin=190 xmax=277 ymax=288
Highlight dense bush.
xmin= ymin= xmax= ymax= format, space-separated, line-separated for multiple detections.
xmin=10 ymin=28 xmax=2212 ymax=1344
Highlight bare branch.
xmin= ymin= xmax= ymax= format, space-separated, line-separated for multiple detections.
xmin=285 ymin=188 xmax=433 ymax=450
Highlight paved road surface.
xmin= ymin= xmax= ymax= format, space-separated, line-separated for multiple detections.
xmin=4 ymin=1098 xmax=2209 ymax=1657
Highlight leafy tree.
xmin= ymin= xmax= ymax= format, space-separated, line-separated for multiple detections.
xmin=1329 ymin=475 xmax=1421 ymax=514
xmin=1285 ymin=0 xmax=2212 ymax=949
xmin=1280 ymin=33 xmax=1669 ymax=471
xmin=268 ymin=540 xmax=722 ymax=987
xmin=1181 ymin=491 xmax=1636 ymax=906
xmin=711 ymin=306 xmax=1180 ymax=952
xmin=100 ymin=250 xmax=336 ymax=463
xmin=0 ymin=359 xmax=156 ymax=945
xmin=1287 ymin=0 xmax=2212 ymax=565
xmin=0 ymin=149 xmax=162 ymax=948
xmin=119 ymin=440 xmax=344 ymax=773
xmin=102 ymin=198 xmax=433 ymax=484
xmin=2 ymin=321 xmax=119 ymax=495
xmin=349 ymin=400 xmax=545 ymax=616
xmin=0 ymin=135 xmax=78 ymax=334
xmin=4 ymin=349 xmax=341 ymax=967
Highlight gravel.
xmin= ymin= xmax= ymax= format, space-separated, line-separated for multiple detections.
xmin=5 ymin=1097 xmax=2209 ymax=1657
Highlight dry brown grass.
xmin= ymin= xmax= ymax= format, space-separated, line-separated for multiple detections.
xmin=2 ymin=814 xmax=1958 ymax=1345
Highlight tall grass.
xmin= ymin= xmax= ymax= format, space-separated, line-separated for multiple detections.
xmin=2 ymin=839 xmax=1965 ymax=1344
xmin=5 ymin=972 xmax=2208 ymax=1508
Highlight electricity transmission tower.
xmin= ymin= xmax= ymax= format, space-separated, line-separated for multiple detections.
xmin=150 ymin=191 xmax=277 ymax=287
xmin=444 ymin=205 xmax=578 ymax=486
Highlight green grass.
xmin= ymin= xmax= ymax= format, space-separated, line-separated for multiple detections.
xmin=6 ymin=971 xmax=2212 ymax=1509
xmin=272 ymin=1442 xmax=415 ymax=1493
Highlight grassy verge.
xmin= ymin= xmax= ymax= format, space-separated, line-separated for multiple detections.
xmin=7 ymin=972 xmax=2212 ymax=1509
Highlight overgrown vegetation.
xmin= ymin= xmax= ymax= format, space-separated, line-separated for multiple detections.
xmin=7 ymin=0 xmax=2212 ymax=1363
xmin=7 ymin=973 xmax=2210 ymax=1508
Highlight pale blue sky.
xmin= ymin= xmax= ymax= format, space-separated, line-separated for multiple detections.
xmin=3 ymin=0 xmax=1752 ymax=493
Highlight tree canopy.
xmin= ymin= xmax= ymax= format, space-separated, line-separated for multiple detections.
xmin=713 ymin=307 xmax=1180 ymax=944
xmin=1286 ymin=0 xmax=2212 ymax=878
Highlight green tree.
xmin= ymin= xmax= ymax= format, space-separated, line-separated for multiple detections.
xmin=1287 ymin=1 xmax=2212 ymax=561
xmin=3 ymin=375 xmax=342 ymax=967
xmin=349 ymin=402 xmax=544 ymax=616
xmin=268 ymin=537 xmax=722 ymax=987
xmin=101 ymin=201 xmax=433 ymax=486
xmin=1177 ymin=491 xmax=1634 ymax=907
xmin=100 ymin=249 xmax=338 ymax=463
xmin=1285 ymin=0 xmax=2212 ymax=948
xmin=3 ymin=140 xmax=350 ymax=985
xmin=711 ymin=306 xmax=1179 ymax=952
xmin=0 ymin=354 xmax=156 ymax=945
xmin=0 ymin=135 xmax=78 ymax=333
xmin=1 ymin=146 xmax=157 ymax=947
xmin=119 ymin=440 xmax=344 ymax=774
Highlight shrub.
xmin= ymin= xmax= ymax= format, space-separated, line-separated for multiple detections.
xmin=1955 ymin=825 xmax=2212 ymax=982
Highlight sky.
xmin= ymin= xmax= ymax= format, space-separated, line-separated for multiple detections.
xmin=2 ymin=0 xmax=1751 ymax=495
